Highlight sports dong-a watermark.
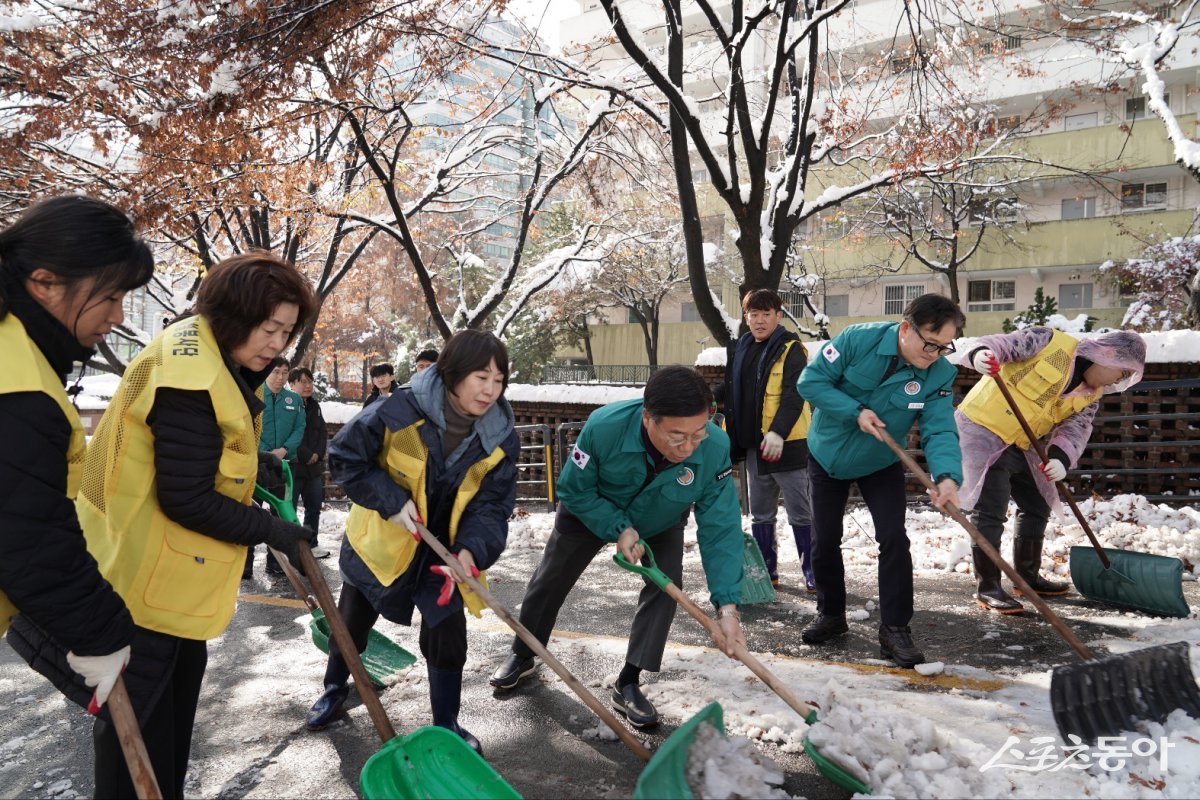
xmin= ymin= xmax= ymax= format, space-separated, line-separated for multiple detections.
xmin=981 ymin=734 xmax=1175 ymax=773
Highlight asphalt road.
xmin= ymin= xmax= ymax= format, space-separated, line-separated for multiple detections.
xmin=0 ymin=513 xmax=1195 ymax=799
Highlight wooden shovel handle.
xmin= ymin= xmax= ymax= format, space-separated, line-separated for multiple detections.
xmin=989 ymin=374 xmax=1111 ymax=568
xmin=293 ymin=542 xmax=397 ymax=742
xmin=268 ymin=544 xmax=319 ymax=613
xmin=414 ymin=523 xmax=652 ymax=763
xmin=108 ymin=676 xmax=162 ymax=800
xmin=877 ymin=428 xmax=1095 ymax=661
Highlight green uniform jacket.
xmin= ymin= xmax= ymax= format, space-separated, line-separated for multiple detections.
xmin=797 ymin=322 xmax=963 ymax=484
xmin=259 ymin=385 xmax=306 ymax=458
xmin=555 ymin=398 xmax=744 ymax=608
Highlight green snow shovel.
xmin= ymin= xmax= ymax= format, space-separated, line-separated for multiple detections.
xmin=880 ymin=427 xmax=1200 ymax=745
xmin=739 ymin=531 xmax=777 ymax=604
xmin=990 ymin=373 xmax=1189 ymax=617
xmin=613 ymin=542 xmax=872 ymax=795
xmin=253 ymin=466 xmax=417 ymax=684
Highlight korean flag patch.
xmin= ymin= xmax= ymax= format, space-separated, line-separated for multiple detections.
xmin=822 ymin=344 xmax=840 ymax=363
xmin=571 ymin=445 xmax=591 ymax=470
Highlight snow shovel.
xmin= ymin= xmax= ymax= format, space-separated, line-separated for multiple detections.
xmin=879 ymin=428 xmax=1200 ymax=744
xmin=612 ymin=543 xmax=872 ymax=795
xmin=739 ymin=531 xmax=777 ymax=604
xmin=108 ymin=677 xmax=163 ymax=799
xmin=412 ymin=521 xmax=654 ymax=764
xmin=989 ymin=374 xmax=1189 ymax=617
xmin=253 ymin=475 xmax=418 ymax=684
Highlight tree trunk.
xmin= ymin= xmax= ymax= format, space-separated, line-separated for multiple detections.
xmin=649 ymin=312 xmax=660 ymax=367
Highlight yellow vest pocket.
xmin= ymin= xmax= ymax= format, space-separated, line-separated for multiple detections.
xmin=143 ymin=522 xmax=240 ymax=619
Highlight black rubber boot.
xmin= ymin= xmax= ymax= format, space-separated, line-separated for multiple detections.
xmin=429 ymin=667 xmax=482 ymax=756
xmin=791 ymin=524 xmax=816 ymax=592
xmin=972 ymin=547 xmax=1023 ymax=614
xmin=751 ymin=522 xmax=779 ymax=584
xmin=306 ymin=683 xmax=350 ymax=730
xmin=1012 ymin=537 xmax=1071 ymax=596
xmin=879 ymin=625 xmax=925 ymax=669
xmin=801 ymin=614 xmax=848 ymax=644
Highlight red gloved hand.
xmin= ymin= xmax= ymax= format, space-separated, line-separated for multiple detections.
xmin=430 ymin=563 xmax=480 ymax=606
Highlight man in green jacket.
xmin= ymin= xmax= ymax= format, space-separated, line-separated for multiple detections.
xmin=489 ymin=367 xmax=745 ymax=728
xmin=248 ymin=357 xmax=308 ymax=576
xmin=796 ymin=294 xmax=964 ymax=668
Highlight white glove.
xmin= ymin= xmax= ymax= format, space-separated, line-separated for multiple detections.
xmin=971 ymin=348 xmax=1000 ymax=375
xmin=389 ymin=499 xmax=421 ymax=533
xmin=1040 ymin=458 xmax=1067 ymax=482
xmin=67 ymin=645 xmax=131 ymax=709
xmin=759 ymin=431 xmax=785 ymax=461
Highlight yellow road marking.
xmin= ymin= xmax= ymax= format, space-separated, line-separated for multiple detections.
xmin=240 ymin=593 xmax=309 ymax=609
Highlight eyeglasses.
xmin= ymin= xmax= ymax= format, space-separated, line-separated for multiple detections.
xmin=652 ymin=418 xmax=709 ymax=448
xmin=906 ymin=319 xmax=956 ymax=356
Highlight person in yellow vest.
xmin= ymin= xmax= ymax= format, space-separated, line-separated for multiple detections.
xmin=957 ymin=328 xmax=1146 ymax=613
xmin=305 ymin=329 xmax=519 ymax=756
xmin=69 ymin=253 xmax=316 ymax=799
xmin=716 ymin=289 xmax=815 ymax=590
xmin=0 ymin=196 xmax=152 ymax=716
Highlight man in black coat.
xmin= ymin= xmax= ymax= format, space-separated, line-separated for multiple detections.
xmin=289 ymin=367 xmax=329 ymax=558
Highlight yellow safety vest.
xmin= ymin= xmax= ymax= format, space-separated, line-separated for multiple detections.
xmin=959 ymin=329 xmax=1101 ymax=450
xmin=761 ymin=340 xmax=811 ymax=441
xmin=0 ymin=313 xmax=88 ymax=635
xmin=77 ymin=316 xmax=260 ymax=640
xmin=345 ymin=419 xmax=507 ymax=617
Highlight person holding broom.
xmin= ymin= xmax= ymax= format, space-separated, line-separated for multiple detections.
xmin=489 ymin=366 xmax=745 ymax=729
xmin=957 ymin=328 xmax=1146 ymax=614
xmin=305 ymin=329 xmax=519 ymax=757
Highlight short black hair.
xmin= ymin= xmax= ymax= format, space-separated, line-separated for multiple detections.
xmin=268 ymin=356 xmax=289 ymax=371
xmin=439 ymin=330 xmax=509 ymax=394
xmin=643 ymin=366 xmax=713 ymax=420
xmin=416 ymin=349 xmax=439 ymax=363
xmin=289 ymin=367 xmax=313 ymax=383
xmin=904 ymin=293 xmax=965 ymax=333
xmin=369 ymin=363 xmax=394 ymax=378
xmin=742 ymin=289 xmax=783 ymax=313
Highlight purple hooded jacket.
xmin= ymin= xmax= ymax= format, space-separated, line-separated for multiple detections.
xmin=955 ymin=328 xmax=1147 ymax=513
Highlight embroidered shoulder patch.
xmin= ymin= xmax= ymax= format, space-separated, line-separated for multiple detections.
xmin=571 ymin=445 xmax=590 ymax=470
xmin=822 ymin=344 xmax=840 ymax=363
xmin=716 ymin=467 xmax=733 ymax=481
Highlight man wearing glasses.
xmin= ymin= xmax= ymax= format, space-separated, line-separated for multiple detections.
xmin=797 ymin=293 xmax=965 ymax=668
xmin=956 ymin=328 xmax=1145 ymax=614
xmin=490 ymin=366 xmax=746 ymax=729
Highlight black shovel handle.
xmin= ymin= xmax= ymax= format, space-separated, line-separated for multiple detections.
xmin=989 ymin=374 xmax=1111 ymax=568
xmin=877 ymin=428 xmax=1095 ymax=662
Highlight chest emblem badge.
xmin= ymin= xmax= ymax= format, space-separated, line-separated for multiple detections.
xmin=676 ymin=467 xmax=695 ymax=486
xmin=904 ymin=381 xmax=921 ymax=396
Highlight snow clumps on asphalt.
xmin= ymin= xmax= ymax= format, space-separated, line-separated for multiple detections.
xmin=685 ymin=720 xmax=792 ymax=799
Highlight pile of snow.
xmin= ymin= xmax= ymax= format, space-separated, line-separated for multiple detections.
xmin=685 ymin=721 xmax=790 ymax=799
xmin=505 ymin=509 xmax=555 ymax=550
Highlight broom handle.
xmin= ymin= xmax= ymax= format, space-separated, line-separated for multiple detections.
xmin=878 ymin=428 xmax=1095 ymax=662
xmin=108 ymin=677 xmax=163 ymax=800
xmin=414 ymin=523 xmax=652 ymax=763
xmin=296 ymin=542 xmax=397 ymax=742
xmin=990 ymin=374 xmax=1111 ymax=568
xmin=660 ymin=581 xmax=818 ymax=722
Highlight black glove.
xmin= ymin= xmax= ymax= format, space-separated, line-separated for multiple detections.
xmin=264 ymin=518 xmax=310 ymax=567
xmin=256 ymin=451 xmax=285 ymax=497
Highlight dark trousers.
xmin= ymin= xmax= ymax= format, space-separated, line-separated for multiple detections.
xmin=94 ymin=636 xmax=208 ymax=800
xmin=512 ymin=522 xmax=684 ymax=672
xmin=294 ymin=473 xmax=325 ymax=541
xmin=809 ymin=457 xmax=913 ymax=627
xmin=971 ymin=445 xmax=1051 ymax=549
xmin=323 ymin=582 xmax=467 ymax=687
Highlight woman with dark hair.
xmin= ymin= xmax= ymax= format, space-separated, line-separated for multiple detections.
xmin=0 ymin=195 xmax=152 ymax=717
xmin=61 ymin=252 xmax=316 ymax=798
xmin=306 ymin=329 xmax=519 ymax=756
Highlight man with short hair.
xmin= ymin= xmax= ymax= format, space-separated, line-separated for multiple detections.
xmin=289 ymin=367 xmax=330 ymax=560
xmin=363 ymin=363 xmax=398 ymax=407
xmin=489 ymin=366 xmax=746 ymax=728
xmin=719 ymin=289 xmax=814 ymax=590
xmin=797 ymin=294 xmax=964 ymax=668
xmin=249 ymin=357 xmax=308 ymax=576
xmin=414 ymin=349 xmax=439 ymax=373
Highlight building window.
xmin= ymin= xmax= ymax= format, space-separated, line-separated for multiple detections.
xmin=692 ymin=167 xmax=708 ymax=184
xmin=777 ymin=289 xmax=807 ymax=317
xmin=884 ymin=284 xmax=924 ymax=316
xmin=1004 ymin=34 xmax=1023 ymax=50
xmin=825 ymin=294 xmax=849 ymax=317
xmin=966 ymin=280 xmax=1016 ymax=312
xmin=1120 ymin=182 xmax=1167 ymax=211
xmin=680 ymin=302 xmax=701 ymax=322
xmin=1058 ymin=283 xmax=1094 ymax=309
xmin=1064 ymin=112 xmax=1097 ymax=131
xmin=967 ymin=196 xmax=1019 ymax=225
xmin=1126 ymin=94 xmax=1168 ymax=121
xmin=1061 ymin=196 xmax=1096 ymax=220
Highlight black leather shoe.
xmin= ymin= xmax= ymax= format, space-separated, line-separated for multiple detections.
xmin=306 ymin=683 xmax=350 ymax=730
xmin=489 ymin=654 xmax=536 ymax=690
xmin=801 ymin=614 xmax=848 ymax=644
xmin=611 ymin=683 xmax=658 ymax=728
xmin=879 ymin=625 xmax=925 ymax=669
